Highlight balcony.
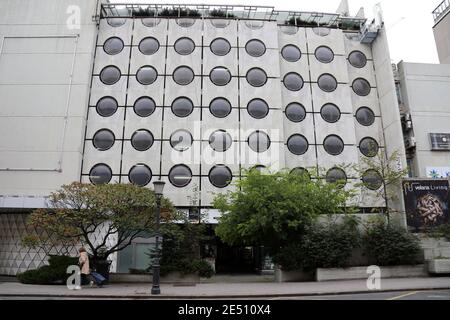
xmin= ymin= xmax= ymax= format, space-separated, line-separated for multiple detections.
xmin=98 ymin=3 xmax=366 ymax=31
xmin=433 ymin=0 xmax=450 ymax=24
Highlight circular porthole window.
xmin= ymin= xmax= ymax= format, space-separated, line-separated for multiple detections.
xmin=142 ymin=18 xmax=161 ymax=28
xmin=280 ymin=26 xmax=299 ymax=35
xmin=133 ymin=97 xmax=156 ymax=117
xmin=139 ymin=37 xmax=160 ymax=55
xmin=283 ymin=72 xmax=304 ymax=91
xmin=348 ymin=51 xmax=367 ymax=68
xmin=318 ymin=74 xmax=338 ymax=92
xmin=210 ymin=67 xmax=231 ymax=86
xmin=323 ymin=135 xmax=345 ymax=156
xmin=287 ymin=134 xmax=309 ymax=155
xmin=246 ymin=68 xmax=267 ymax=87
xmin=248 ymin=131 xmax=271 ymax=153
xmin=169 ymin=164 xmax=192 ymax=187
xmin=359 ymin=137 xmax=379 ymax=157
xmin=107 ymin=18 xmax=126 ymax=28
xmin=129 ymin=164 xmax=152 ymax=187
xmin=93 ymin=129 xmax=115 ymax=151
xmin=320 ymin=104 xmax=341 ymax=123
xmin=247 ymin=99 xmax=269 ymax=119
xmin=285 ymin=103 xmax=306 ymax=123
xmin=171 ymin=97 xmax=194 ymax=117
xmin=290 ymin=167 xmax=311 ymax=179
xmin=103 ymin=37 xmax=124 ymax=55
xmin=209 ymin=98 xmax=232 ymax=118
xmin=170 ymin=130 xmax=193 ymax=152
xmin=362 ymin=170 xmax=383 ymax=190
xmin=100 ymin=66 xmax=121 ymax=85
xmin=281 ymin=44 xmax=301 ymax=62
xmin=313 ymin=27 xmax=331 ymax=36
xmin=245 ymin=39 xmax=266 ymax=57
xmin=245 ymin=20 xmax=264 ymax=30
xmin=352 ymin=78 xmax=371 ymax=96
xmin=326 ymin=167 xmax=347 ymax=187
xmin=173 ymin=66 xmax=195 ymax=85
xmin=89 ymin=164 xmax=112 ymax=185
xmin=210 ymin=38 xmax=231 ymax=56
xmin=315 ymin=46 xmax=334 ymax=63
xmin=211 ymin=19 xmax=230 ymax=28
xmin=96 ymin=97 xmax=118 ymax=117
xmin=136 ymin=66 xmax=157 ymax=85
xmin=209 ymin=165 xmax=232 ymax=188
xmin=356 ymin=107 xmax=375 ymax=126
xmin=209 ymin=130 xmax=232 ymax=152
xmin=174 ymin=37 xmax=195 ymax=55
xmin=131 ymin=130 xmax=154 ymax=151
xmin=176 ymin=18 xmax=196 ymax=28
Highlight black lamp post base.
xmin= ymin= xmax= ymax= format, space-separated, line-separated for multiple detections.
xmin=151 ymin=287 xmax=161 ymax=295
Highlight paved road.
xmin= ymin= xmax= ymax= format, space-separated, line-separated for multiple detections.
xmin=273 ymin=289 xmax=450 ymax=300
xmin=1 ymin=290 xmax=450 ymax=300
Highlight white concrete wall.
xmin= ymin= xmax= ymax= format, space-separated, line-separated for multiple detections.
xmin=0 ymin=0 xmax=99 ymax=197
xmin=372 ymin=27 xmax=408 ymax=226
xmin=398 ymin=62 xmax=450 ymax=177
xmin=433 ymin=12 xmax=450 ymax=64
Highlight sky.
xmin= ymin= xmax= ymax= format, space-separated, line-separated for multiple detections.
xmin=110 ymin=0 xmax=443 ymax=64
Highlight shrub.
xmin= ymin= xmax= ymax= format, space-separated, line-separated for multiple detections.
xmin=300 ymin=217 xmax=362 ymax=271
xmin=364 ymin=221 xmax=421 ymax=266
xmin=17 ymin=255 xmax=78 ymax=285
xmin=273 ymin=217 xmax=362 ymax=271
xmin=158 ymin=8 xmax=201 ymax=17
xmin=428 ymin=224 xmax=450 ymax=241
xmin=192 ymin=260 xmax=214 ymax=278
xmin=210 ymin=9 xmax=235 ymax=18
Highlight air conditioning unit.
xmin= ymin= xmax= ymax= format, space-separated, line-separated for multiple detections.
xmin=403 ymin=113 xmax=411 ymax=121
xmin=405 ymin=137 xmax=416 ymax=149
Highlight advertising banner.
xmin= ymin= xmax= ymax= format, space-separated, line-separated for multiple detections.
xmin=402 ymin=179 xmax=450 ymax=232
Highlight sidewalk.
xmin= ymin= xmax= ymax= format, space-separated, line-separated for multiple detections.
xmin=1 ymin=277 xmax=450 ymax=298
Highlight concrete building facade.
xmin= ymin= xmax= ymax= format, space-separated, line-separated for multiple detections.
xmin=396 ymin=62 xmax=450 ymax=179
xmin=0 ymin=1 xmax=406 ymax=275
xmin=433 ymin=0 xmax=450 ymax=64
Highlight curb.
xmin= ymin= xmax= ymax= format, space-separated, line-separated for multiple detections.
xmin=1 ymin=287 xmax=450 ymax=299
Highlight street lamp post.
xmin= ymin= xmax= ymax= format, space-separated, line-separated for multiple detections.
xmin=151 ymin=180 xmax=165 ymax=295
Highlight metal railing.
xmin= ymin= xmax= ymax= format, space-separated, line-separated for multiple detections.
xmin=433 ymin=0 xmax=450 ymax=24
xmin=100 ymin=3 xmax=366 ymax=29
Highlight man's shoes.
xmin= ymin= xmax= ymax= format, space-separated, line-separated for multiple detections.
xmin=74 ymin=285 xmax=82 ymax=290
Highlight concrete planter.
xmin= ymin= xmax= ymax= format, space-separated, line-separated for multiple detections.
xmin=162 ymin=272 xmax=200 ymax=283
xmin=274 ymin=266 xmax=314 ymax=283
xmin=109 ymin=272 xmax=200 ymax=283
xmin=428 ymin=259 xmax=450 ymax=274
xmin=316 ymin=265 xmax=427 ymax=282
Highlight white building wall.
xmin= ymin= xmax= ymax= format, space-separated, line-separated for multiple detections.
xmin=0 ymin=0 xmax=105 ymax=276
xmin=398 ymin=62 xmax=450 ymax=178
xmin=433 ymin=11 xmax=450 ymax=64
xmin=372 ymin=27 xmax=408 ymax=226
xmin=0 ymin=0 xmax=99 ymax=197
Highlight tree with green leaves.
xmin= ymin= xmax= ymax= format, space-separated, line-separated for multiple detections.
xmin=213 ymin=169 xmax=355 ymax=253
xmin=22 ymin=182 xmax=177 ymax=262
xmin=355 ymin=149 xmax=408 ymax=222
